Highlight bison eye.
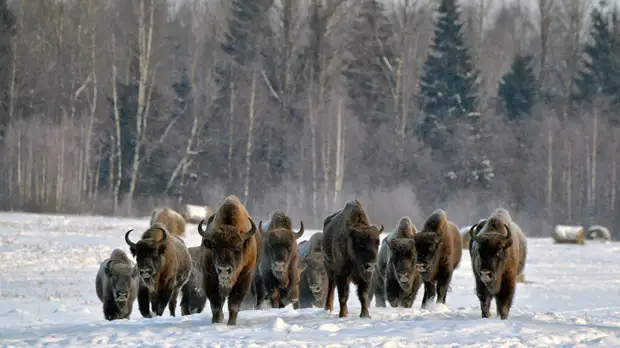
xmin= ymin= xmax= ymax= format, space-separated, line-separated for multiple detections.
xmin=375 ymin=240 xmax=380 ymax=247
xmin=235 ymin=244 xmax=242 ymax=252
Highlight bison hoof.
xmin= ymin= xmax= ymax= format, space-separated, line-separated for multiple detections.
xmin=360 ymin=312 xmax=371 ymax=319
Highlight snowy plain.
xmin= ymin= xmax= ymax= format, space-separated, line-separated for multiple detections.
xmin=1 ymin=212 xmax=620 ymax=347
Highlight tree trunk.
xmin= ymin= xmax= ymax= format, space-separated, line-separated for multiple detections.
xmin=333 ymin=97 xmax=344 ymax=207
xmin=243 ymin=69 xmax=258 ymax=206
xmin=111 ymin=33 xmax=123 ymax=214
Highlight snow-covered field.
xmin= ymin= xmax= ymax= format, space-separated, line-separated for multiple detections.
xmin=1 ymin=212 xmax=620 ymax=347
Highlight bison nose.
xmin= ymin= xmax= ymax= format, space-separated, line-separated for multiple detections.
xmin=272 ymin=262 xmax=286 ymax=273
xmin=415 ymin=264 xmax=426 ymax=272
xmin=364 ymin=262 xmax=376 ymax=273
xmin=217 ymin=265 xmax=233 ymax=276
xmin=399 ymin=272 xmax=411 ymax=282
xmin=139 ymin=269 xmax=152 ymax=279
xmin=115 ymin=291 xmax=128 ymax=300
xmin=309 ymin=284 xmax=321 ymax=293
xmin=480 ymin=270 xmax=492 ymax=282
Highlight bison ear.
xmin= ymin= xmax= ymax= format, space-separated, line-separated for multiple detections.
xmin=104 ymin=261 xmax=113 ymax=276
xmin=132 ymin=266 xmax=139 ymax=277
xmin=386 ymin=238 xmax=395 ymax=249
xmin=299 ymin=261 xmax=308 ymax=272
xmin=158 ymin=243 xmax=167 ymax=254
xmin=203 ymin=238 xmax=213 ymax=249
xmin=501 ymin=237 xmax=513 ymax=249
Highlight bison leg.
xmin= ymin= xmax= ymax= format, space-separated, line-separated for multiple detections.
xmin=254 ymin=274 xmax=267 ymax=309
xmin=227 ymin=271 xmax=253 ymax=326
xmin=374 ymin=275 xmax=386 ymax=308
xmin=436 ymin=271 xmax=453 ymax=304
xmin=153 ymin=288 xmax=174 ymax=317
xmin=137 ymin=286 xmax=154 ymax=318
xmin=325 ymin=271 xmax=335 ymax=312
xmin=496 ymin=279 xmax=515 ymax=320
xmin=270 ymin=289 xmax=280 ymax=308
xmin=475 ymin=278 xmax=492 ymax=319
xmin=421 ymin=281 xmax=436 ymax=309
xmin=168 ymin=289 xmax=179 ymax=317
xmin=357 ymin=280 xmax=372 ymax=318
xmin=103 ymin=300 xmax=120 ymax=321
xmin=336 ymin=276 xmax=350 ymax=318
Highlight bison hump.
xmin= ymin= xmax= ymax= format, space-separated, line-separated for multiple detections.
xmin=343 ymin=200 xmax=370 ymax=226
xmin=421 ymin=209 xmax=447 ymax=233
xmin=268 ymin=211 xmax=292 ymax=230
xmin=395 ymin=216 xmax=416 ymax=238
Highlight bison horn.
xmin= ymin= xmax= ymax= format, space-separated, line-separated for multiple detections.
xmin=244 ymin=218 xmax=258 ymax=240
xmin=124 ymin=229 xmax=137 ymax=248
xmin=469 ymin=223 xmax=478 ymax=240
xmin=258 ymin=221 xmax=264 ymax=234
xmin=294 ymin=221 xmax=305 ymax=240
xmin=377 ymin=224 xmax=385 ymax=234
xmin=198 ymin=219 xmax=207 ymax=237
xmin=504 ymin=224 xmax=511 ymax=240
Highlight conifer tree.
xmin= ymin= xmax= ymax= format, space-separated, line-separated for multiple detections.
xmin=498 ymin=54 xmax=538 ymax=121
xmin=417 ymin=0 xmax=479 ymax=153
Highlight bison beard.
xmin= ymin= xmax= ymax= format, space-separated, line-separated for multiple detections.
xmin=323 ymin=200 xmax=384 ymax=319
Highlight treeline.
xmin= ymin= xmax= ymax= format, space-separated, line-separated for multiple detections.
xmin=0 ymin=0 xmax=618 ymax=236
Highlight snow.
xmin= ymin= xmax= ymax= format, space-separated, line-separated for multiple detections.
xmin=1 ymin=212 xmax=620 ymax=347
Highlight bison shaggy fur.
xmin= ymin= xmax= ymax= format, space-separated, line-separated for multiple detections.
xmin=469 ymin=208 xmax=527 ymax=320
xmin=414 ymin=209 xmax=462 ymax=308
xmin=180 ymin=246 xmax=207 ymax=315
xmin=297 ymin=232 xmax=328 ymax=309
xmin=95 ymin=249 xmax=139 ymax=320
xmin=198 ymin=195 xmax=259 ymax=325
xmin=150 ymin=207 xmax=186 ymax=238
xmin=323 ymin=199 xmax=384 ymax=318
xmin=373 ymin=216 xmax=421 ymax=308
xmin=255 ymin=211 xmax=305 ymax=309
xmin=125 ymin=222 xmax=192 ymax=318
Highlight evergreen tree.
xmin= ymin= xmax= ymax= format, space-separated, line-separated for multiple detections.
xmin=0 ymin=0 xmax=14 ymax=134
xmin=417 ymin=0 xmax=479 ymax=152
xmin=498 ymin=54 xmax=538 ymax=121
xmin=573 ymin=0 xmax=620 ymax=105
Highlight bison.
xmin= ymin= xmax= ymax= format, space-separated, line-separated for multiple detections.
xmin=198 ymin=195 xmax=259 ymax=325
xmin=180 ymin=246 xmax=207 ymax=316
xmin=125 ymin=222 xmax=192 ymax=318
xmin=414 ymin=209 xmax=462 ymax=308
xmin=95 ymin=249 xmax=139 ymax=321
xmin=373 ymin=216 xmax=421 ymax=308
xmin=150 ymin=207 xmax=186 ymax=238
xmin=255 ymin=211 xmax=305 ymax=309
xmin=297 ymin=232 xmax=328 ymax=309
xmin=323 ymin=199 xmax=384 ymax=318
xmin=469 ymin=208 xmax=527 ymax=320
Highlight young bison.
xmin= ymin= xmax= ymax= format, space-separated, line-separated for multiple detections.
xmin=95 ymin=249 xmax=139 ymax=321
xmin=414 ymin=209 xmax=462 ymax=308
xmin=198 ymin=195 xmax=259 ymax=325
xmin=255 ymin=211 xmax=305 ymax=309
xmin=374 ymin=216 xmax=421 ymax=308
xmin=150 ymin=207 xmax=186 ymax=238
xmin=469 ymin=208 xmax=527 ymax=320
xmin=125 ymin=223 xmax=192 ymax=318
xmin=180 ymin=246 xmax=207 ymax=316
xmin=323 ymin=199 xmax=384 ymax=318
xmin=297 ymin=233 xmax=328 ymax=309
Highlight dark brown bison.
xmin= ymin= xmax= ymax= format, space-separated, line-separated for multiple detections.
xmin=198 ymin=195 xmax=259 ymax=325
xmin=150 ymin=207 xmax=186 ymax=238
xmin=180 ymin=246 xmax=207 ymax=315
xmin=297 ymin=232 xmax=328 ymax=309
xmin=95 ymin=249 xmax=139 ymax=320
xmin=414 ymin=209 xmax=462 ymax=308
xmin=373 ymin=216 xmax=421 ymax=308
xmin=469 ymin=208 xmax=527 ymax=320
xmin=255 ymin=211 xmax=305 ymax=309
xmin=323 ymin=199 xmax=384 ymax=318
xmin=124 ymin=222 xmax=192 ymax=318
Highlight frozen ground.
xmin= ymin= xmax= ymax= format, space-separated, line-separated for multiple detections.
xmin=1 ymin=212 xmax=620 ymax=347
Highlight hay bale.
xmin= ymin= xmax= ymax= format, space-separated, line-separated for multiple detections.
xmin=552 ymin=224 xmax=585 ymax=245
xmin=182 ymin=204 xmax=213 ymax=224
xmin=459 ymin=226 xmax=471 ymax=249
xmin=586 ymin=225 xmax=612 ymax=242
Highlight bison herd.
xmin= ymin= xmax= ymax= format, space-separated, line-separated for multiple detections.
xmin=95 ymin=195 xmax=528 ymax=325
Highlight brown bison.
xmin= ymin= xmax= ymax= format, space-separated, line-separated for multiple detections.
xmin=414 ymin=209 xmax=462 ymax=308
xmin=180 ymin=246 xmax=207 ymax=316
xmin=297 ymin=232 xmax=328 ymax=309
xmin=198 ymin=195 xmax=259 ymax=325
xmin=255 ymin=211 xmax=305 ymax=309
xmin=373 ymin=216 xmax=421 ymax=308
xmin=323 ymin=200 xmax=384 ymax=318
xmin=469 ymin=208 xmax=527 ymax=320
xmin=124 ymin=222 xmax=192 ymax=318
xmin=95 ymin=249 xmax=139 ymax=320
xmin=150 ymin=207 xmax=186 ymax=238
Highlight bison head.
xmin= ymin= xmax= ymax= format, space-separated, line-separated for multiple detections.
xmin=414 ymin=231 xmax=443 ymax=281
xmin=261 ymin=221 xmax=304 ymax=283
xmin=299 ymin=253 xmax=327 ymax=305
xmin=104 ymin=260 xmax=138 ymax=308
xmin=347 ymin=224 xmax=384 ymax=283
xmin=386 ymin=238 xmax=417 ymax=290
xmin=125 ymin=228 xmax=168 ymax=286
xmin=199 ymin=218 xmax=258 ymax=292
xmin=471 ymin=222 xmax=513 ymax=291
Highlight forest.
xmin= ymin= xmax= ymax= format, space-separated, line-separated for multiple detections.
xmin=0 ymin=0 xmax=617 ymax=236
